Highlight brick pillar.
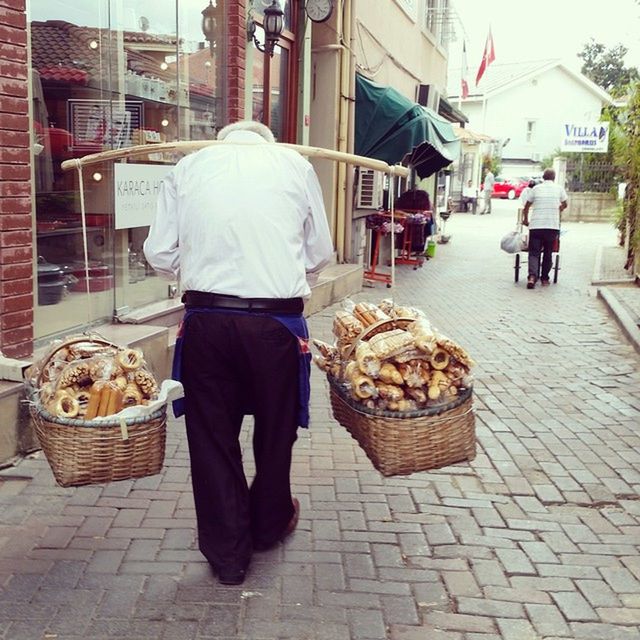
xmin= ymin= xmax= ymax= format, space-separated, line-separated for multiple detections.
xmin=226 ymin=0 xmax=246 ymax=123
xmin=0 ymin=0 xmax=33 ymax=359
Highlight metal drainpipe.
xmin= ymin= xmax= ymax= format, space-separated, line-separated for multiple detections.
xmin=334 ymin=0 xmax=352 ymax=263
xmin=344 ymin=0 xmax=357 ymax=263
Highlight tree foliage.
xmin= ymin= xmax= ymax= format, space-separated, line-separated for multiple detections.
xmin=578 ymin=39 xmax=638 ymax=95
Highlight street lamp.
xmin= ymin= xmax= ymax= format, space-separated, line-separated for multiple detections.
xmin=246 ymin=0 xmax=284 ymax=58
xmin=201 ymin=0 xmax=221 ymax=57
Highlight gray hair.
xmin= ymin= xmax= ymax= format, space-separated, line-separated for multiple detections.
xmin=216 ymin=121 xmax=275 ymax=143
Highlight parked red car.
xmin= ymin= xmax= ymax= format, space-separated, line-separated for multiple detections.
xmin=482 ymin=176 xmax=529 ymax=200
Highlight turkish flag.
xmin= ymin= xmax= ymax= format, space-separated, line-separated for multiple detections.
xmin=475 ymin=28 xmax=496 ymax=86
xmin=461 ymin=42 xmax=469 ymax=98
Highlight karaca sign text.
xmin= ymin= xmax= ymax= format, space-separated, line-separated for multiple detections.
xmin=114 ymin=163 xmax=172 ymax=229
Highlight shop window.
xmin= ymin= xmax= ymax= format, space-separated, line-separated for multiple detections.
xmin=28 ymin=0 xmax=226 ymax=339
xmin=249 ymin=2 xmax=297 ymax=142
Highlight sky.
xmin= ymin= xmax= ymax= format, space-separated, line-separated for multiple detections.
xmin=450 ymin=0 xmax=640 ymax=76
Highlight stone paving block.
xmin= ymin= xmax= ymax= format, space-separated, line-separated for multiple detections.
xmin=442 ymin=570 xmax=481 ymax=598
xmin=595 ymin=606 xmax=640 ymax=625
xmin=344 ymin=553 xmax=376 ymax=579
xmin=380 ymin=594 xmax=420 ymax=626
xmin=389 ymin=625 xmax=463 ymax=640
xmin=159 ymin=620 xmax=199 ymax=640
xmin=600 ymin=566 xmax=640 ymax=593
xmin=469 ymin=559 xmax=510 ymax=588
xmin=520 ymin=540 xmax=559 ymax=564
xmin=456 ymin=596 xmax=525 ymax=619
xmin=161 ymin=528 xmax=195 ymax=550
xmin=347 ymin=608 xmax=387 ymax=640
xmin=76 ymin=515 xmax=113 ymax=538
xmin=423 ymin=611 xmax=496 ymax=634
xmin=484 ymin=585 xmax=551 ymax=604
xmin=551 ymin=590 xmax=598 ymax=621
xmin=313 ymin=563 xmax=346 ymax=591
xmin=575 ymin=578 xmax=622 ymax=607
xmin=494 ymin=548 xmax=535 ymax=575
xmin=495 ymin=617 xmax=540 ymax=640
xmin=86 ymin=549 xmax=126 ymax=573
xmin=526 ymin=603 xmax=573 ymax=637
xmin=282 ymin=574 xmax=314 ymax=605
xmin=569 ymin=621 xmax=640 ymax=639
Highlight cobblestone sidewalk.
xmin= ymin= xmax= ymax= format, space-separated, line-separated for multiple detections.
xmin=1 ymin=200 xmax=639 ymax=640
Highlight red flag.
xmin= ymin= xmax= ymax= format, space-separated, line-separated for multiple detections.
xmin=461 ymin=42 xmax=469 ymax=98
xmin=475 ymin=28 xmax=495 ymax=86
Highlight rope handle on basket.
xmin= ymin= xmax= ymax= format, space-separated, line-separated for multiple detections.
xmin=35 ymin=334 xmax=120 ymax=388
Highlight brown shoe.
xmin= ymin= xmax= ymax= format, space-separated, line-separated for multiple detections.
xmin=526 ymin=276 xmax=536 ymax=289
xmin=541 ymin=279 xmax=550 ymax=287
xmin=253 ymin=498 xmax=300 ymax=551
xmin=284 ymin=498 xmax=300 ymax=538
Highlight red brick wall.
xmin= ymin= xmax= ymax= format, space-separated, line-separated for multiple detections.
xmin=226 ymin=0 xmax=246 ymax=123
xmin=0 ymin=0 xmax=33 ymax=359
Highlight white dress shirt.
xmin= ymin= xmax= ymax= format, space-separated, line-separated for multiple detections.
xmin=143 ymin=130 xmax=334 ymax=299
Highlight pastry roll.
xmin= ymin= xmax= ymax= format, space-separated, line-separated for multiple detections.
xmin=355 ymin=342 xmax=381 ymax=378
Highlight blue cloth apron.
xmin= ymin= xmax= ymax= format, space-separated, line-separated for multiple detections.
xmin=171 ymin=307 xmax=312 ymax=428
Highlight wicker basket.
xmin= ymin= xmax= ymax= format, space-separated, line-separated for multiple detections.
xmin=329 ymin=378 xmax=476 ymax=477
xmin=28 ymin=335 xmax=167 ymax=488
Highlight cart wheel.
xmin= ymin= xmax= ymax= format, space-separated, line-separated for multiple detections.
xmin=553 ymin=254 xmax=560 ymax=283
xmin=514 ymin=253 xmax=520 ymax=283
xmin=386 ymin=283 xmax=392 ymax=288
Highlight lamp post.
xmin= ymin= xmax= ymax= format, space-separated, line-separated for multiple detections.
xmin=201 ymin=0 xmax=221 ymax=57
xmin=246 ymin=0 xmax=284 ymax=58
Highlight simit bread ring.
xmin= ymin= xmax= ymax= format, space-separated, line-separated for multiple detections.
xmin=117 ymin=348 xmax=143 ymax=371
xmin=75 ymin=389 xmax=92 ymax=415
xmin=429 ymin=347 xmax=450 ymax=371
xmin=122 ymin=383 xmax=143 ymax=407
xmin=55 ymin=394 xmax=80 ymax=418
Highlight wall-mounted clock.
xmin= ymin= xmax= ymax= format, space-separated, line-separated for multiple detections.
xmin=305 ymin=0 xmax=334 ymax=23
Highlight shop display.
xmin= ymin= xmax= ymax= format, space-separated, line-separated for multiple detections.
xmin=314 ymin=299 xmax=477 ymax=477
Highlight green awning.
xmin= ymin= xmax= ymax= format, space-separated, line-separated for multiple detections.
xmin=355 ymin=73 xmax=460 ymax=178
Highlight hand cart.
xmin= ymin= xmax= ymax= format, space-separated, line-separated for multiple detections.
xmin=513 ymin=208 xmax=560 ymax=284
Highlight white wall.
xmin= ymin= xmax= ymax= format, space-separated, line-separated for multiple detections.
xmin=355 ymin=0 xmax=448 ymax=96
xmin=462 ymin=66 xmax=606 ymax=163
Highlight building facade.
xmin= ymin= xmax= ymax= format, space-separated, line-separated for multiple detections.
xmin=447 ymin=59 xmax=613 ymax=177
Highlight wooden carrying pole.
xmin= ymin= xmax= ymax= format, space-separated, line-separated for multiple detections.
xmin=61 ymin=141 xmax=409 ymax=177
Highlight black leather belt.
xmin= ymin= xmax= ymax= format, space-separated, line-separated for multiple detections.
xmin=182 ymin=291 xmax=304 ymax=314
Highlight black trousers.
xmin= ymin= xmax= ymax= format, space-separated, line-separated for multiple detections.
xmin=528 ymin=228 xmax=559 ymax=281
xmin=181 ymin=311 xmax=299 ymax=572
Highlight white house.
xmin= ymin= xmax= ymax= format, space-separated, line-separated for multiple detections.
xmin=447 ymin=59 xmax=614 ymax=176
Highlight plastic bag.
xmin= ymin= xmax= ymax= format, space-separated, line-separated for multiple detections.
xmin=500 ymin=230 xmax=525 ymax=254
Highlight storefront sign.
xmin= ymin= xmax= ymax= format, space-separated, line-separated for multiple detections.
xmin=114 ymin=163 xmax=172 ymax=229
xmin=559 ymin=122 xmax=609 ymax=153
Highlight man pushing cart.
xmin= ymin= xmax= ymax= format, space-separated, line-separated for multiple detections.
xmin=521 ymin=168 xmax=568 ymax=289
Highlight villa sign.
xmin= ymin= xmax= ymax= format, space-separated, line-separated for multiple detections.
xmin=559 ymin=122 xmax=609 ymax=153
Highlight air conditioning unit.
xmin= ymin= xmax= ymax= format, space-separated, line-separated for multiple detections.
xmin=416 ymin=84 xmax=441 ymax=111
xmin=356 ymin=168 xmax=384 ymax=209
